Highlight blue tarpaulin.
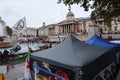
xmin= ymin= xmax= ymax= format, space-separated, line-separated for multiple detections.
xmin=86 ymin=34 xmax=120 ymax=48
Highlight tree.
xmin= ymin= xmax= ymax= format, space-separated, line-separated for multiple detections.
xmin=58 ymin=0 xmax=120 ymax=30
xmin=6 ymin=26 xmax=13 ymax=37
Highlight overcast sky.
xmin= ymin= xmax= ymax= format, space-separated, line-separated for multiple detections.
xmin=0 ymin=0 xmax=92 ymax=28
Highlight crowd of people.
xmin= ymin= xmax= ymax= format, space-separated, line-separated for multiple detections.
xmin=39 ymin=39 xmax=53 ymax=50
xmin=18 ymin=38 xmax=37 ymax=44
xmin=0 ymin=45 xmax=22 ymax=64
xmin=0 ymin=49 xmax=14 ymax=64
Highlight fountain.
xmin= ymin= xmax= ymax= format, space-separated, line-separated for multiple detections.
xmin=0 ymin=17 xmax=13 ymax=48
xmin=0 ymin=37 xmax=13 ymax=48
xmin=0 ymin=42 xmax=12 ymax=48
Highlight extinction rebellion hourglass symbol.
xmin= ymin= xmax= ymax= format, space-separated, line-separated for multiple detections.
xmin=14 ymin=20 xmax=25 ymax=30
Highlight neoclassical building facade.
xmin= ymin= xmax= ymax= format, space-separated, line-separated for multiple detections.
xmin=38 ymin=6 xmax=120 ymax=38
xmin=38 ymin=6 xmax=93 ymax=37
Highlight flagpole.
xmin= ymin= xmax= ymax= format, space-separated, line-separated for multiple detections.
xmin=26 ymin=28 xmax=30 ymax=52
xmin=12 ymin=17 xmax=31 ymax=79
xmin=24 ymin=17 xmax=31 ymax=80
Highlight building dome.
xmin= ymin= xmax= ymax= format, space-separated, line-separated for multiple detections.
xmin=66 ymin=11 xmax=74 ymax=18
xmin=66 ymin=5 xmax=74 ymax=20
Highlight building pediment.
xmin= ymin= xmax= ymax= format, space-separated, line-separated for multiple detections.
xmin=58 ymin=19 xmax=78 ymax=25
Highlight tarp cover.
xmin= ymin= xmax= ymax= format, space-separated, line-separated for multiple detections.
xmin=30 ymin=35 xmax=114 ymax=70
xmin=86 ymin=34 xmax=120 ymax=47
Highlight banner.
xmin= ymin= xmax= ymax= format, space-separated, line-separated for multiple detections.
xmin=32 ymin=61 xmax=65 ymax=80
xmin=12 ymin=17 xmax=27 ymax=31
xmin=93 ymin=63 xmax=117 ymax=80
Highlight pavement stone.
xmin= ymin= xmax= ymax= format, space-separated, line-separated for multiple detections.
xmin=5 ymin=63 xmax=25 ymax=80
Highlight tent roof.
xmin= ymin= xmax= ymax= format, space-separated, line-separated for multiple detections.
xmin=86 ymin=34 xmax=119 ymax=47
xmin=31 ymin=35 xmax=113 ymax=69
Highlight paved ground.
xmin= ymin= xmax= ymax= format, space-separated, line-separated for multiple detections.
xmin=5 ymin=63 xmax=25 ymax=80
xmin=4 ymin=62 xmax=120 ymax=80
xmin=1 ymin=60 xmax=25 ymax=80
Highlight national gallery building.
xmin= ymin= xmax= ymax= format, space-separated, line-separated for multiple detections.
xmin=38 ymin=6 xmax=120 ymax=38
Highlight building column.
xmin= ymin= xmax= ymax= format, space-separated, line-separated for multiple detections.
xmin=65 ymin=25 xmax=67 ymax=35
xmin=59 ymin=25 xmax=61 ymax=35
xmin=70 ymin=24 xmax=72 ymax=32
xmin=65 ymin=25 xmax=66 ymax=35
xmin=67 ymin=24 xmax=69 ymax=33
xmin=83 ymin=21 xmax=86 ymax=32
xmin=72 ymin=24 xmax=74 ymax=33
xmin=69 ymin=24 xmax=70 ymax=33
xmin=66 ymin=25 xmax=68 ymax=34
xmin=75 ymin=23 xmax=78 ymax=33
xmin=63 ymin=25 xmax=65 ymax=34
xmin=65 ymin=25 xmax=67 ymax=34
xmin=61 ymin=25 xmax=62 ymax=34
xmin=73 ymin=24 xmax=75 ymax=33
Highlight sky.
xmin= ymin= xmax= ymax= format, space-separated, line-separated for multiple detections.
xmin=0 ymin=0 xmax=92 ymax=28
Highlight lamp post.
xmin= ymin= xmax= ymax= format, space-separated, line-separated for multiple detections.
xmin=43 ymin=22 xmax=45 ymax=36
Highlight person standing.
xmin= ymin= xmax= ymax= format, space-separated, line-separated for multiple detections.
xmin=49 ymin=42 xmax=52 ymax=48
xmin=0 ymin=52 xmax=2 ymax=64
xmin=28 ymin=47 xmax=33 ymax=53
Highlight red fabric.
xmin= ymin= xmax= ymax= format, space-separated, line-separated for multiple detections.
xmin=55 ymin=70 xmax=70 ymax=80
xmin=10 ymin=50 xmax=15 ymax=55
xmin=26 ymin=58 xmax=30 ymax=69
xmin=24 ymin=56 xmax=30 ymax=79
xmin=48 ymin=76 xmax=52 ymax=80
